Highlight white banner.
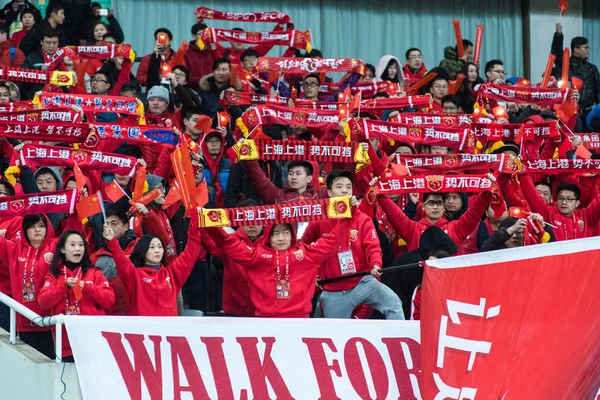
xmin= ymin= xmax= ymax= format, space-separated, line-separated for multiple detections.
xmin=64 ymin=316 xmax=421 ymax=400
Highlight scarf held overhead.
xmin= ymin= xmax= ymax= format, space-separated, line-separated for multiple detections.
xmin=393 ymin=153 xmax=511 ymax=174
xmin=0 ymin=190 xmax=76 ymax=217
xmin=256 ymin=57 xmax=366 ymax=76
xmin=235 ymin=139 xmax=365 ymax=164
xmin=37 ymin=92 xmax=143 ymax=117
xmin=238 ymin=104 xmax=339 ymax=134
xmin=198 ymin=28 xmax=311 ymax=52
xmin=198 ymin=196 xmax=352 ymax=227
xmin=195 ymin=7 xmax=291 ymax=24
xmin=376 ymin=174 xmax=493 ymax=195
xmin=478 ymin=83 xmax=570 ymax=106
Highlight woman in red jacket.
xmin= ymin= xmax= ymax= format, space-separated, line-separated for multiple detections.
xmin=102 ymin=211 xmax=201 ymax=316
xmin=38 ymin=231 xmax=114 ymax=362
xmin=0 ymin=214 xmax=58 ymax=359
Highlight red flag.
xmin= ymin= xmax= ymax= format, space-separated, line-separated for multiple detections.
xmin=554 ymin=99 xmax=578 ymax=124
xmin=72 ymin=268 xmax=83 ymax=301
xmin=558 ymin=0 xmax=569 ymax=15
xmin=390 ymin=162 xmax=409 ymax=176
xmin=104 ymin=181 xmax=128 ymax=203
xmin=132 ymin=166 xmax=146 ymax=202
xmin=162 ymin=184 xmax=182 ymax=210
xmin=172 ymin=40 xmax=188 ymax=67
xmin=421 ymin=239 xmax=600 ymax=399
xmin=193 ymin=179 xmax=209 ymax=208
xmin=572 ymin=77 xmax=583 ymax=91
xmin=514 ymin=125 xmax=524 ymax=145
xmin=575 ymin=145 xmax=592 ymax=159
xmin=194 ymin=115 xmax=213 ymax=133
xmin=73 ymin=163 xmax=86 ymax=195
xmin=75 ymin=193 xmax=103 ymax=222
xmin=490 ymin=182 xmax=507 ymax=219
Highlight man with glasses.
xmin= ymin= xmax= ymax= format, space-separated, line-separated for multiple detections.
xmin=485 ymin=59 xmax=506 ymax=85
xmin=21 ymin=29 xmax=60 ymax=99
xmin=377 ymin=180 xmax=493 ymax=252
xmin=184 ymin=23 xmax=215 ymax=91
xmin=518 ymin=174 xmax=600 ymax=241
xmin=239 ymin=49 xmax=270 ymax=95
xmin=301 ymin=73 xmax=321 ymax=101
xmin=403 ymin=47 xmax=427 ymax=84
xmin=428 ymin=76 xmax=449 ymax=113
xmin=551 ymin=23 xmax=600 ymax=130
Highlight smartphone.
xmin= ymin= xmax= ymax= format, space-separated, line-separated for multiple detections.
xmin=98 ymin=8 xmax=109 ymax=16
xmin=157 ymin=33 xmax=169 ymax=46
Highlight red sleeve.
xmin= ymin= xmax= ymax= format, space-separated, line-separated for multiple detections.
xmin=411 ymin=287 xmax=421 ymax=320
xmin=303 ymin=218 xmax=352 ymax=264
xmin=243 ymin=160 xmax=281 ymax=204
xmin=110 ymin=58 xmax=132 ymax=96
xmin=360 ymin=216 xmax=383 ymax=268
xmin=199 ymin=229 xmax=222 ymax=257
xmin=168 ymin=212 xmax=201 ymax=291
xmin=37 ymin=272 xmax=68 ymax=310
xmin=211 ymin=43 xmax=226 ymax=59
xmin=497 ymin=173 xmax=527 ymax=208
xmin=248 ymin=24 xmax=283 ymax=56
xmin=135 ymin=55 xmax=150 ymax=87
xmin=205 ymin=227 xmax=257 ymax=266
xmin=448 ymin=192 xmax=491 ymax=244
xmin=82 ymin=269 xmax=115 ymax=309
xmin=282 ymin=47 xmax=296 ymax=58
xmin=153 ymin=146 xmax=176 ymax=180
xmin=378 ymin=196 xmax=420 ymax=245
xmin=300 ymin=221 xmax=320 ymax=244
xmin=519 ymin=174 xmax=552 ymax=221
xmin=582 ymin=190 xmax=600 ymax=222
xmin=107 ymin=237 xmax=137 ymax=291
xmin=577 ymin=175 xmax=599 ymax=208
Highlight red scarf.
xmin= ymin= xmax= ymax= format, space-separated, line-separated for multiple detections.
xmin=256 ymin=57 xmax=366 ymax=76
xmin=519 ymin=159 xmax=600 ymax=175
xmin=20 ymin=144 xmax=137 ymax=175
xmin=238 ymin=104 xmax=339 ymax=135
xmin=473 ymin=121 xmax=559 ymax=142
xmin=376 ymin=174 xmax=493 ymax=195
xmin=236 ymin=139 xmax=359 ymax=163
xmin=198 ymin=196 xmax=351 ymax=227
xmin=195 ymin=7 xmax=291 ymax=24
xmin=0 ymin=100 xmax=34 ymax=112
xmin=403 ymin=63 xmax=427 ymax=84
xmin=392 ymin=153 xmax=511 ymax=174
xmin=38 ymin=92 xmax=142 ymax=117
xmin=353 ymin=95 xmax=432 ymax=112
xmin=0 ymin=109 xmax=80 ymax=123
xmin=199 ymin=28 xmax=311 ymax=51
xmin=86 ymin=123 xmax=178 ymax=147
xmin=222 ymin=90 xmax=289 ymax=107
xmin=478 ymin=83 xmax=570 ymax=106
xmin=0 ymin=121 xmax=90 ymax=142
xmin=0 ymin=190 xmax=76 ymax=217
xmin=394 ymin=113 xmax=487 ymax=128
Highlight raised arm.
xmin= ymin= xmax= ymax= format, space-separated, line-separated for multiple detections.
xmin=450 ymin=192 xmax=491 ymax=244
xmin=104 ymin=228 xmax=137 ymax=292
xmin=303 ymin=218 xmax=353 ymax=265
xmin=167 ymin=211 xmax=202 ymax=291
xmin=243 ymin=160 xmax=281 ymax=204
xmin=378 ymin=196 xmax=420 ymax=245
xmin=204 ymin=226 xmax=257 ymax=266
xmin=518 ymin=174 xmax=552 ymax=221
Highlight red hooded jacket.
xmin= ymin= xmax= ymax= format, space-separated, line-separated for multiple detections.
xmin=136 ymin=49 xmax=175 ymax=88
xmin=378 ymin=192 xmax=491 ymax=252
xmin=206 ymin=218 xmax=352 ymax=318
xmin=106 ymin=212 xmax=201 ymax=316
xmin=200 ymin=228 xmax=259 ymax=317
xmin=301 ymin=210 xmax=382 ymax=292
xmin=184 ymin=41 xmax=215 ymax=91
xmin=37 ymin=263 xmax=114 ymax=357
xmin=520 ymin=174 xmax=600 ymax=241
xmin=0 ymin=215 xmax=57 ymax=332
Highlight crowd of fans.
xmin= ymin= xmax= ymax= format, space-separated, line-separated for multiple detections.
xmin=0 ymin=0 xmax=599 ymax=362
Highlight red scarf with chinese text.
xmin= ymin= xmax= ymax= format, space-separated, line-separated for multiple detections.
xmin=256 ymin=57 xmax=366 ymax=76
xmin=0 ymin=190 xmax=76 ymax=217
xmin=392 ymin=153 xmax=511 ymax=174
xmin=376 ymin=174 xmax=493 ymax=195
xmin=198 ymin=28 xmax=311 ymax=51
xmin=195 ymin=7 xmax=291 ymax=24
xmin=478 ymin=83 xmax=570 ymax=106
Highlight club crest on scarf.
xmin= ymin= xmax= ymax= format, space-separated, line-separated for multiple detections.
xmin=444 ymin=154 xmax=459 ymax=168
xmin=426 ymin=175 xmax=444 ymax=192
xmin=10 ymin=199 xmax=24 ymax=212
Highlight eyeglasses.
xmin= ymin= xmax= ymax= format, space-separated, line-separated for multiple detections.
xmin=578 ymin=45 xmax=590 ymax=50
xmin=557 ymin=197 xmax=577 ymax=203
xmin=242 ymin=57 xmax=258 ymax=63
xmin=173 ymin=72 xmax=186 ymax=78
xmin=91 ymin=77 xmax=108 ymax=83
xmin=302 ymin=82 xmax=320 ymax=88
xmin=408 ymin=55 xmax=422 ymax=60
xmin=443 ymin=106 xmax=458 ymax=112
xmin=425 ymin=200 xmax=444 ymax=207
xmin=491 ymin=69 xmax=506 ymax=75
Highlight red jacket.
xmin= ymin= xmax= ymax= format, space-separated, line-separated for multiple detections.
xmin=37 ymin=264 xmax=114 ymax=357
xmin=206 ymin=219 xmax=352 ymax=318
xmin=0 ymin=215 xmax=57 ymax=332
xmin=301 ymin=211 xmax=382 ymax=292
xmin=136 ymin=49 xmax=175 ymax=88
xmin=183 ymin=41 xmax=215 ymax=91
xmin=378 ymin=193 xmax=491 ymax=252
xmin=244 ymin=160 xmax=328 ymax=205
xmin=141 ymin=110 xmax=180 ymax=172
xmin=200 ymin=229 xmax=259 ymax=317
xmin=134 ymin=208 xmax=178 ymax=265
xmin=0 ymin=40 xmax=25 ymax=67
xmin=520 ymin=174 xmax=600 ymax=241
xmin=106 ymin=212 xmax=201 ymax=316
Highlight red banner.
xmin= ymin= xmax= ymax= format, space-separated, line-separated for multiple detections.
xmin=395 ymin=113 xmax=482 ymax=128
xmin=199 ymin=28 xmax=311 ymax=51
xmin=20 ymin=144 xmax=137 ymax=175
xmin=520 ymin=158 xmax=600 ymax=174
xmin=222 ymin=90 xmax=289 ymax=107
xmin=577 ymin=133 xmax=600 ymax=150
xmin=421 ymin=239 xmax=600 ymax=399
xmin=393 ymin=153 xmax=510 ymax=174
xmin=349 ymin=118 xmax=473 ymax=152
xmin=376 ymin=174 xmax=493 ymax=194
xmin=49 ymin=44 xmax=133 ymax=68
xmin=195 ymin=6 xmax=291 ymax=24
xmin=0 ymin=190 xmax=76 ymax=217
xmin=295 ymin=99 xmax=344 ymax=110
xmin=38 ymin=92 xmax=142 ymax=116
xmin=317 ymin=81 xmax=397 ymax=99
xmin=0 ymin=121 xmax=91 ymax=142
xmin=239 ymin=104 xmax=339 ymax=133
xmin=478 ymin=83 xmax=570 ymax=105
xmin=237 ymin=139 xmax=359 ymax=163
xmin=472 ymin=121 xmax=559 ymax=141
xmin=354 ymin=96 xmax=432 ymax=112
xmin=0 ymin=109 xmax=80 ymax=123
xmin=0 ymin=100 xmax=34 ymax=113
xmin=256 ymin=57 xmax=366 ymax=76
xmin=199 ymin=196 xmax=352 ymax=227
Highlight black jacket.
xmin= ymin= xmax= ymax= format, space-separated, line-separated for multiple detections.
xmin=551 ymin=32 xmax=600 ymax=109
xmin=0 ymin=1 xmax=42 ymax=27
xmin=224 ymin=160 xmax=284 ymax=208
xmin=19 ymin=19 xmax=68 ymax=55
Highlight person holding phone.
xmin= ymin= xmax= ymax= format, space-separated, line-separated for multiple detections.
xmin=85 ymin=3 xmax=123 ymax=45
xmin=0 ymin=0 xmax=41 ymax=29
xmin=136 ymin=28 xmax=175 ymax=88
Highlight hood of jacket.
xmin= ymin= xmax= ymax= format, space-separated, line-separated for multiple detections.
xmin=62 ymin=171 xmax=93 ymax=192
xmin=262 ymin=222 xmax=298 ymax=249
xmin=443 ymin=46 xmax=458 ymax=61
xmin=374 ymin=54 xmax=404 ymax=82
xmin=418 ymin=225 xmax=458 ymax=257
xmin=34 ymin=166 xmax=63 ymax=190
xmin=21 ymin=213 xmax=55 ymax=249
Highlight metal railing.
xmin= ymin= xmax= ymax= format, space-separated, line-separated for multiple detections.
xmin=0 ymin=291 xmax=64 ymax=362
